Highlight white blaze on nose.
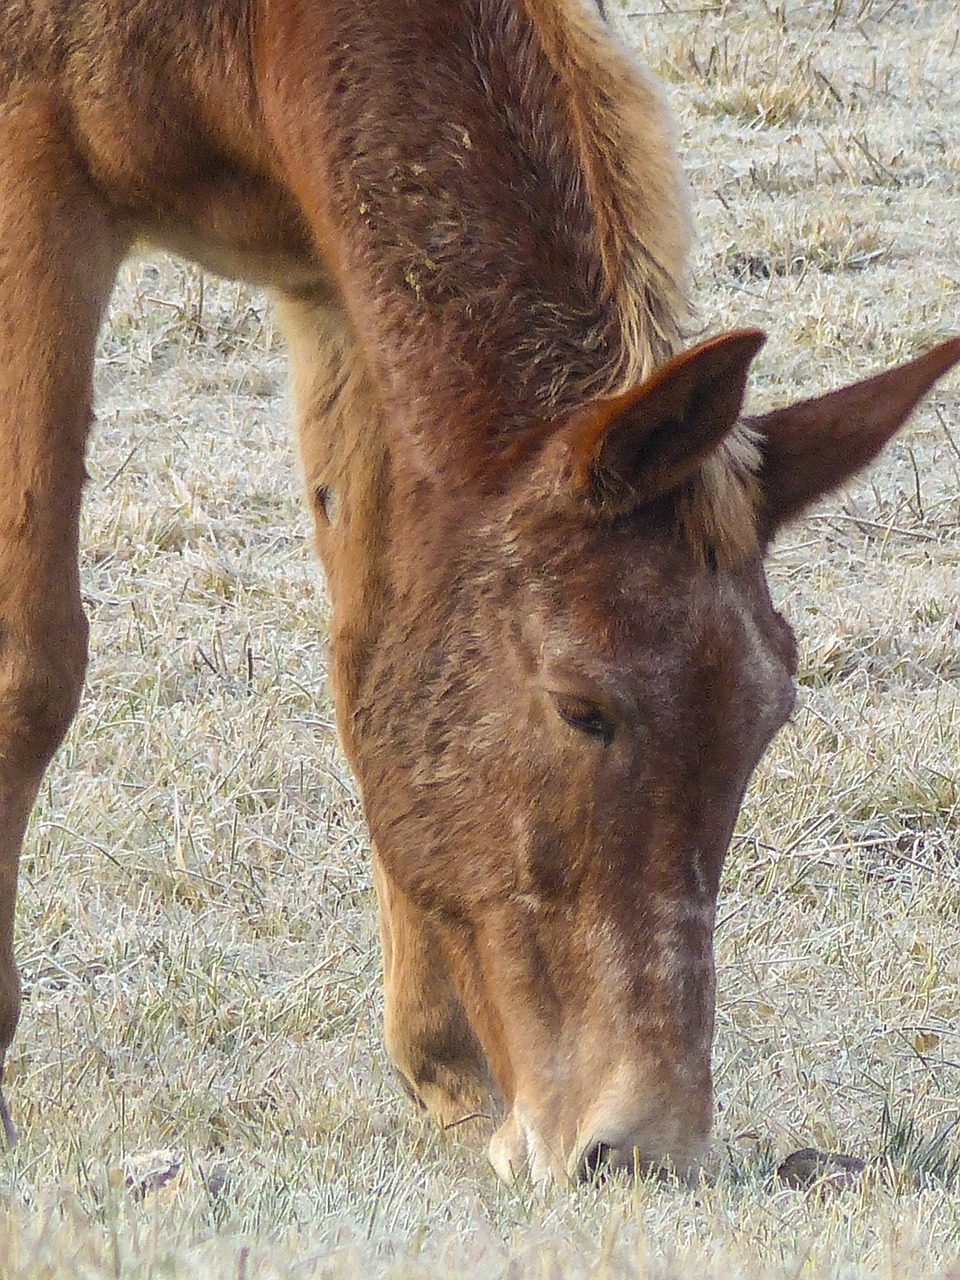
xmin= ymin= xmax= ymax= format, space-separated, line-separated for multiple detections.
xmin=649 ymin=894 xmax=715 ymax=970
xmin=487 ymin=896 xmax=717 ymax=1186
xmin=583 ymin=896 xmax=715 ymax=1038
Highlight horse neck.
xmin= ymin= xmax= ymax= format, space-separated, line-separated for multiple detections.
xmin=260 ymin=0 xmax=689 ymax=475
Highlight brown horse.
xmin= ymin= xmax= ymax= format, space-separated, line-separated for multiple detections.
xmin=0 ymin=0 xmax=957 ymax=1184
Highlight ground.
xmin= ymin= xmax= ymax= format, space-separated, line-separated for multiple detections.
xmin=1 ymin=1 xmax=959 ymax=1275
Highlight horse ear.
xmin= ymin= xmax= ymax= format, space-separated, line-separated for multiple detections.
xmin=755 ymin=338 xmax=960 ymax=540
xmin=561 ymin=329 xmax=766 ymax=515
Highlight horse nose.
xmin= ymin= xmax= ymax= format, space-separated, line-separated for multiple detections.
xmin=572 ymin=1093 xmax=710 ymax=1183
xmin=576 ymin=1138 xmax=618 ymax=1182
xmin=574 ymin=1133 xmax=689 ymax=1183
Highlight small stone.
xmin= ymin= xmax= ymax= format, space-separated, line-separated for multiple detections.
xmin=777 ymin=1147 xmax=867 ymax=1191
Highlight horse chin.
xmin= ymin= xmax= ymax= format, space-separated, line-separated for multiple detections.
xmin=488 ymin=1107 xmax=564 ymax=1187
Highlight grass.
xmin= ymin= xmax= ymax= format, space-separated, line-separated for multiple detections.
xmin=2 ymin=1 xmax=960 ymax=1275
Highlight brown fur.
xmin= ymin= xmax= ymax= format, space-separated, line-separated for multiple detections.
xmin=0 ymin=0 xmax=957 ymax=1179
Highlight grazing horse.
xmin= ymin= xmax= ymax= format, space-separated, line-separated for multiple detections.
xmin=0 ymin=0 xmax=957 ymax=1184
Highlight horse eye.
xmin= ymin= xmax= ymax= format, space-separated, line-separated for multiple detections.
xmin=554 ymin=696 xmax=615 ymax=746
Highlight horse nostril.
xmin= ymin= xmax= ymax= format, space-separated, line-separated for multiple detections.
xmin=578 ymin=1140 xmax=615 ymax=1183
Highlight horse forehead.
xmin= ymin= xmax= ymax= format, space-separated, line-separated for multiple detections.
xmin=532 ymin=561 xmax=789 ymax=709
xmin=536 ymin=556 xmax=761 ymax=653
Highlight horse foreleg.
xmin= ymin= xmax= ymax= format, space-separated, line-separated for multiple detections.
xmin=372 ymin=849 xmax=494 ymax=1127
xmin=0 ymin=95 xmax=122 ymax=1140
xmin=277 ymin=295 xmax=493 ymax=1124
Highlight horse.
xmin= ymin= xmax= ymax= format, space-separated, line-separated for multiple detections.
xmin=0 ymin=0 xmax=957 ymax=1185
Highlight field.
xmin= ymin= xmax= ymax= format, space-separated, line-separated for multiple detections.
xmin=2 ymin=1 xmax=959 ymax=1275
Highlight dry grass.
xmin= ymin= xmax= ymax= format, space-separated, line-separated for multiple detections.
xmin=2 ymin=1 xmax=960 ymax=1275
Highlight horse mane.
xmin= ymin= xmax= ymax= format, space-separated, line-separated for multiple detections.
xmin=315 ymin=0 xmax=758 ymax=563
xmin=521 ymin=0 xmax=687 ymax=391
xmin=521 ymin=0 xmax=761 ymax=565
xmin=673 ymin=427 xmax=762 ymax=567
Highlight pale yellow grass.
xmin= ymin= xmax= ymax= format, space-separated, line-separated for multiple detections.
xmin=2 ymin=2 xmax=960 ymax=1276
